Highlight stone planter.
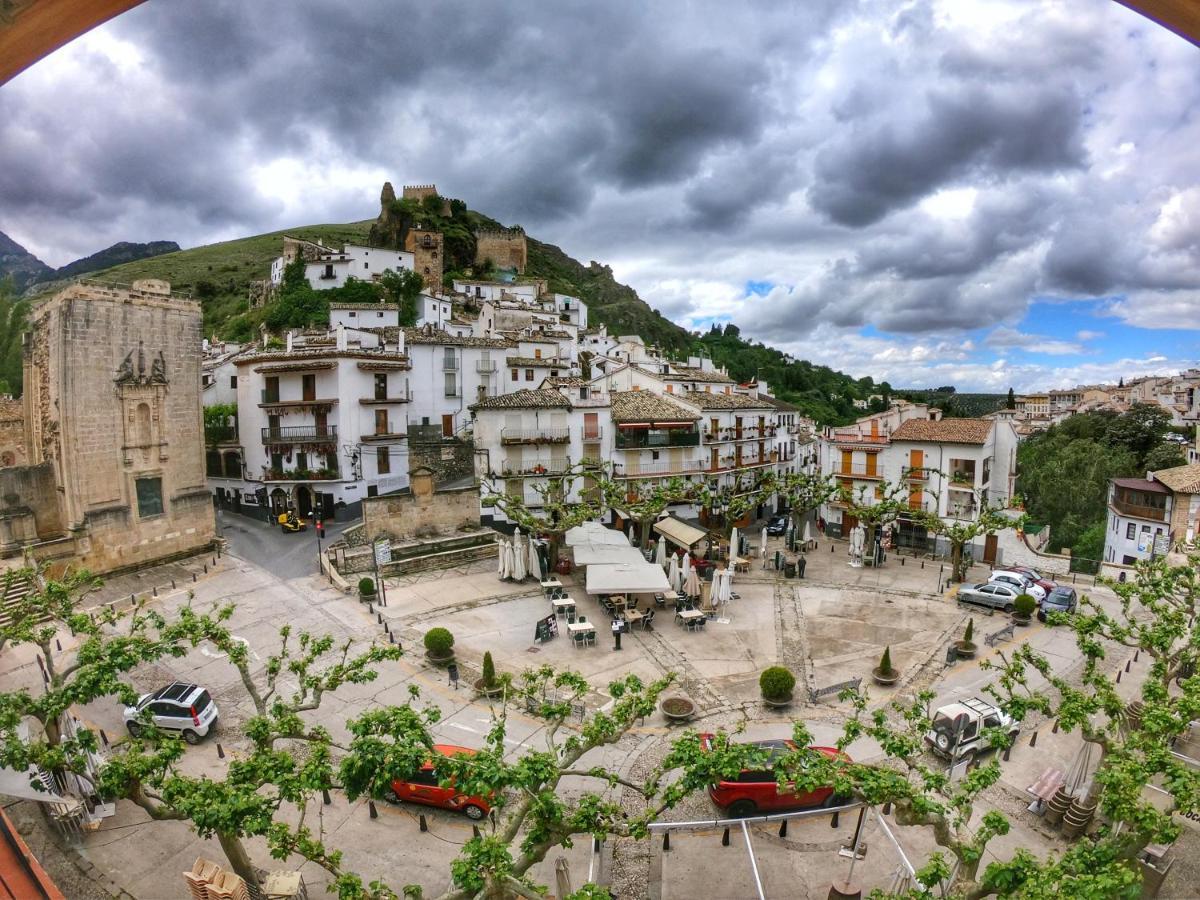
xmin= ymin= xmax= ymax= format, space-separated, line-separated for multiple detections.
xmin=955 ymin=641 xmax=977 ymax=660
xmin=1060 ymin=798 xmax=1097 ymax=839
xmin=1125 ymin=700 xmax=1144 ymax=731
xmin=763 ymin=694 xmax=793 ymax=709
xmin=1043 ymin=786 xmax=1072 ymax=827
xmin=660 ymin=696 xmax=696 ymax=722
xmin=474 ymin=679 xmax=504 ymax=698
xmin=425 ymin=650 xmax=455 ymax=667
xmin=872 ymin=667 xmax=900 ymax=686
xmin=1012 ymin=614 xmax=1031 ymax=627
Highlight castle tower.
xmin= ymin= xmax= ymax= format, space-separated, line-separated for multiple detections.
xmin=405 ymin=228 xmax=444 ymax=295
xmin=474 ymin=227 xmax=527 ymax=273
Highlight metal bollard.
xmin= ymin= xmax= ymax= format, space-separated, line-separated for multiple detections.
xmin=778 ymin=820 xmax=788 ymax=838
xmin=831 ymin=810 xmax=840 ymax=828
xmin=881 ymin=802 xmax=892 ymax=816
xmin=323 ymin=789 xmax=332 ymax=805
xmin=419 ymin=814 xmax=428 ymax=832
xmin=203 ymin=564 xmax=208 ymax=574
xmin=99 ymin=729 xmax=109 ymax=747
xmin=56 ymin=639 xmax=62 ymax=651
xmin=1052 ymin=719 xmax=1059 ymax=734
xmin=473 ymin=825 xmax=481 ymax=839
xmin=153 ymin=586 xmax=158 ymax=597
xmin=1126 ymin=659 xmax=1131 ymax=673
xmin=721 ymin=827 xmax=730 ymax=846
xmin=369 ymin=800 xmax=378 ymax=819
xmin=171 ymin=579 xmax=176 ymax=589
xmin=1030 ymin=731 xmax=1038 ymax=748
xmin=1002 ymin=746 xmax=1011 ymax=762
xmin=1116 ymin=669 xmax=1122 ymax=684
xmin=193 ymin=573 xmax=197 ymax=583
xmin=1134 ymin=650 xmax=1139 ymax=663
xmin=217 ymin=743 xmax=225 ymax=759
xmin=662 ymin=832 xmax=670 ymax=852
xmin=901 ymin=557 xmax=905 ymax=565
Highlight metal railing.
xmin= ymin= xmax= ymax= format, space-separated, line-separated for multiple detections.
xmin=1110 ymin=498 xmax=1168 ymax=521
xmin=500 ymin=427 xmax=570 ymax=444
xmin=902 ymin=466 xmax=930 ymax=480
xmin=831 ymin=431 xmax=889 ymax=445
xmin=498 ymin=461 xmax=571 ymax=477
xmin=612 ymin=460 xmax=709 ymax=478
xmin=442 ymin=358 xmax=459 ymax=371
xmin=476 ymin=361 xmax=498 ymax=373
xmin=615 ymin=429 xmax=701 ymax=449
xmin=582 ymin=427 xmax=604 ymax=442
xmin=261 ymin=425 xmax=338 ymax=443
xmin=834 ymin=464 xmax=883 ymax=478
xmin=703 ymin=425 xmax=776 ymax=442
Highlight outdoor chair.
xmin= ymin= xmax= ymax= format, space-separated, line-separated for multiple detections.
xmin=628 ymin=597 xmax=639 ymax=611
xmin=584 ymin=630 xmax=597 ymax=646
xmin=572 ymin=632 xmax=587 ymax=648
xmin=654 ymin=593 xmax=666 ymax=608
xmin=566 ymin=610 xmax=576 ymax=624
xmin=578 ymin=615 xmax=587 ymax=624
xmin=640 ymin=610 xmax=655 ymax=631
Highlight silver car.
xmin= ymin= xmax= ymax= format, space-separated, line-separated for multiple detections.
xmin=957 ymin=581 xmax=1021 ymax=612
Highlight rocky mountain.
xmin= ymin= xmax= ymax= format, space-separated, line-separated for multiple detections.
xmin=0 ymin=230 xmax=179 ymax=292
xmin=0 ymin=230 xmax=52 ymax=289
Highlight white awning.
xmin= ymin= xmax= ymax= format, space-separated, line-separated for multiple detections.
xmin=653 ymin=516 xmax=707 ymax=549
xmin=572 ymin=544 xmax=646 ymax=566
xmin=565 ymin=521 xmax=630 ymax=547
xmin=585 ymin=562 xmax=671 ymax=595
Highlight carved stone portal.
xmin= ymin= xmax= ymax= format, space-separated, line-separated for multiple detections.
xmin=114 ymin=341 xmax=170 ymax=386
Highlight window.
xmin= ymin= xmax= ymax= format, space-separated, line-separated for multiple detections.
xmin=230 ymin=375 xmax=238 ymax=389
xmin=264 ymin=376 xmax=280 ymax=403
xmin=296 ymin=451 xmax=308 ymax=471
xmin=511 ymin=368 xmax=519 ymax=382
xmin=445 ymin=371 xmax=458 ymax=397
xmin=1142 ymin=524 xmax=1151 ymax=533
xmin=525 ymin=369 xmax=534 ymax=381
xmin=324 ymin=264 xmax=334 ymax=278
xmin=375 ymin=373 xmax=387 ymax=400
xmin=349 ymin=310 xmax=356 ymax=317
xmin=302 ymin=373 xmax=316 ymax=401
xmin=367 ymin=485 xmax=378 ymax=498
xmin=579 ymin=387 xmax=589 ymax=400
xmin=534 ymin=348 xmax=542 ymax=359
xmin=375 ymin=409 xmax=389 ymax=435
xmin=377 ymin=447 xmax=391 ymax=474
xmin=364 ymin=262 xmax=369 ymax=270
xmin=1126 ymin=523 xmax=1136 ymax=540
xmin=135 ymin=477 xmax=164 ymax=518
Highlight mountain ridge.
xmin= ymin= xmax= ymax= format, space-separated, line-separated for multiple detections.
xmin=0 ymin=230 xmax=181 ymax=291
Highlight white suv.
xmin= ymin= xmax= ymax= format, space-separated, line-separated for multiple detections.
xmin=925 ymin=697 xmax=1018 ymax=759
xmin=124 ymin=682 xmax=219 ymax=745
xmin=988 ymin=570 xmax=1046 ymax=602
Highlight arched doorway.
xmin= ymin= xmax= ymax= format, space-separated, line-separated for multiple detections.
xmin=294 ymin=485 xmax=313 ymax=518
xmin=270 ymin=488 xmax=288 ymax=518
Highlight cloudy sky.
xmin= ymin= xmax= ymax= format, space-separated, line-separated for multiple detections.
xmin=2 ymin=0 xmax=1199 ymax=392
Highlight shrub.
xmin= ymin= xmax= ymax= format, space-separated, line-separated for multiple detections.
xmin=1014 ymin=593 xmax=1037 ymax=618
xmin=482 ymin=651 xmax=496 ymax=689
xmin=424 ymin=627 xmax=455 ymax=656
xmin=878 ymin=646 xmax=895 ymax=676
xmin=759 ymin=666 xmax=795 ymax=701
xmin=358 ymin=577 xmax=376 ymax=597
xmin=962 ymin=618 xmax=975 ymax=644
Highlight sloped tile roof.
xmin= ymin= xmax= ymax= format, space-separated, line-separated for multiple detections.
xmin=890 ymin=418 xmax=993 ymax=444
xmin=506 ymin=356 xmax=571 ymax=369
xmin=610 ymin=391 xmax=700 ymax=423
xmin=669 ymin=365 xmax=734 ymax=384
xmin=1153 ymin=463 xmax=1200 ymax=494
xmin=399 ymin=327 xmax=512 ymax=348
xmin=469 ymin=389 xmax=572 ymax=411
xmin=755 ymin=394 xmax=800 ymax=412
xmin=329 ymin=302 xmax=400 ymax=311
xmin=683 ymin=390 xmax=773 ymax=410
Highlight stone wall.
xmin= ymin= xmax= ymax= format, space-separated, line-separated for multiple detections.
xmin=361 ymin=468 xmax=481 ymax=542
xmin=22 ymin=280 xmax=217 ymax=574
xmin=407 ymin=424 xmax=474 ymax=485
xmin=405 ymin=229 xmax=444 ymax=295
xmin=474 ymin=228 xmax=527 ymax=274
xmin=0 ymin=399 xmax=26 ymax=468
xmin=0 ymin=461 xmax=64 ymax=551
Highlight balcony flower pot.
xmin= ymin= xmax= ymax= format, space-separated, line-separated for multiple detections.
xmin=660 ymin=696 xmax=695 ymax=723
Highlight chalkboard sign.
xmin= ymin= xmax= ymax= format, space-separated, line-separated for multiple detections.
xmin=534 ymin=614 xmax=558 ymax=643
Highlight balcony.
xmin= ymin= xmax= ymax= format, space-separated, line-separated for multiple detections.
xmin=361 ymin=431 xmax=408 ymax=442
xmin=834 ymin=463 xmax=883 ymax=479
xmin=615 ymin=428 xmax=701 ymax=449
xmin=710 ymin=452 xmax=779 ymax=473
xmin=831 ymin=431 xmax=889 ymax=446
xmin=443 ymin=358 xmax=460 ymax=371
xmin=263 ymin=466 xmax=339 ymax=481
xmin=476 ymin=361 xmax=498 ymax=373
xmin=947 ymin=503 xmax=979 ymax=520
xmin=261 ymin=425 xmax=338 ymax=444
xmin=612 ymin=460 xmax=708 ymax=479
xmin=259 ymin=396 xmax=338 ymax=410
xmin=581 ymin=427 xmax=604 ymax=443
xmin=1110 ymin=497 xmax=1168 ymax=522
xmin=205 ymin=425 xmax=238 ymax=444
xmin=903 ymin=466 xmax=930 ymax=481
xmin=703 ymin=425 xmax=777 ymax=443
xmin=359 ymin=390 xmax=412 ymax=405
xmin=498 ymin=461 xmax=570 ymax=478
xmin=501 ymin=427 xmax=570 ymax=445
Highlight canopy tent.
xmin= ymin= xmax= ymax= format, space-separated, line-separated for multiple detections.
xmin=565 ymin=521 xmax=631 ymax=547
xmin=585 ymin=562 xmax=671 ymax=595
xmin=653 ymin=516 xmax=707 ymax=550
xmin=572 ymin=543 xmax=646 ymax=566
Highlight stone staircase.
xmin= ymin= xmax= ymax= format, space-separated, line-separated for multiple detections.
xmin=0 ymin=569 xmax=34 ymax=631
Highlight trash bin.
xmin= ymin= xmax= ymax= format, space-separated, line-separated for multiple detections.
xmin=784 ymin=561 xmax=797 ymax=578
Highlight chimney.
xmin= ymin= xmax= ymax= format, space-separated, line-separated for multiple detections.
xmin=336 ymin=322 xmax=347 ymax=351
xmin=286 ymin=331 xmax=294 ymax=353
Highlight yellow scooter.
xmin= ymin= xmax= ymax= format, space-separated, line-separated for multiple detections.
xmin=278 ymin=510 xmax=308 ymax=533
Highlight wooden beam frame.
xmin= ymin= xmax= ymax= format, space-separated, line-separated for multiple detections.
xmin=0 ymin=0 xmax=148 ymax=85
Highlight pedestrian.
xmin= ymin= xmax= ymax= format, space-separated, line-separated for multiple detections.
xmin=797 ymin=555 xmax=807 ymax=578
xmin=817 ymin=516 xmax=826 ymax=534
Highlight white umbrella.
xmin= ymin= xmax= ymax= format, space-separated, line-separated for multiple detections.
xmin=802 ymin=520 xmax=813 ymax=545
xmin=528 ymin=538 xmax=543 ymax=581
xmin=730 ymin=526 xmax=740 ymax=561
xmin=667 ymin=554 xmax=681 ymax=593
xmin=760 ymin=526 xmax=768 ymax=558
xmin=498 ymin=540 xmax=510 ymax=580
xmin=512 ymin=533 xmax=527 ymax=581
xmin=685 ymin=565 xmax=701 ymax=600
xmin=497 ymin=538 xmax=506 ymax=576
xmin=554 ymin=857 xmax=572 ymax=898
xmin=655 ymin=536 xmax=668 ymax=569
xmin=681 ymin=554 xmax=692 ymax=591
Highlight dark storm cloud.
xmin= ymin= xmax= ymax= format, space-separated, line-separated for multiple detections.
xmin=808 ymin=86 xmax=1086 ymax=227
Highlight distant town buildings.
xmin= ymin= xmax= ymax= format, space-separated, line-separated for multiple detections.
xmin=1010 ymin=369 xmax=1200 ymax=435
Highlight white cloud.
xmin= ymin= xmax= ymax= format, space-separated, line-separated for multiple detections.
xmin=984 ymin=326 xmax=1084 ymax=355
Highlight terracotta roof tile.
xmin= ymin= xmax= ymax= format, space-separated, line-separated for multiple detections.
xmin=610 ymin=391 xmax=700 ymax=423
xmin=506 ymin=356 xmax=571 ymax=369
xmin=683 ymin=390 xmax=773 ymax=410
xmin=669 ymin=365 xmax=734 ymax=384
xmin=469 ymin=389 xmax=572 ymax=411
xmin=1153 ymin=463 xmax=1200 ymax=494
xmin=890 ymin=418 xmax=993 ymax=444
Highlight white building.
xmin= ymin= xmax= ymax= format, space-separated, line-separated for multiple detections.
xmin=329 ymin=302 xmax=400 ymax=330
xmin=271 ymin=239 xmax=415 ymax=291
xmin=403 ymin=326 xmax=514 ymax=438
xmin=1102 ymin=464 xmax=1200 ymax=571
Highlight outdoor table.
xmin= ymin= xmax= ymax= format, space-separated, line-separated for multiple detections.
xmin=732 ymin=556 xmax=749 ymax=573
xmin=553 ymin=597 xmax=576 ymax=616
xmin=567 ymin=621 xmax=596 ymax=647
xmin=676 ymin=608 xmax=704 ymax=625
xmin=541 ymin=578 xmax=563 ymax=596
xmin=609 ymin=594 xmax=628 ymax=611
xmin=625 ymin=609 xmax=644 ymax=628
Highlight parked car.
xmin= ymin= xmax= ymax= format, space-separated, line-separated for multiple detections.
xmin=988 ymin=570 xmax=1047 ymax=602
xmin=699 ymin=733 xmax=851 ymax=817
xmin=390 ymin=744 xmax=491 ymax=820
xmin=766 ymin=515 xmax=790 ymax=536
xmin=958 ymin=581 xmax=1022 ymax=612
xmin=1007 ymin=566 xmax=1058 ymax=597
xmin=1038 ymin=586 xmax=1078 ymax=621
xmin=123 ymin=682 xmax=218 ymax=744
xmin=925 ymin=697 xmax=1019 ymax=759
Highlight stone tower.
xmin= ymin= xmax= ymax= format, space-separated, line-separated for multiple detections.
xmin=22 ymin=279 xmax=216 ymax=572
xmin=405 ymin=228 xmax=444 ymax=295
xmin=369 ymin=181 xmax=408 ymax=249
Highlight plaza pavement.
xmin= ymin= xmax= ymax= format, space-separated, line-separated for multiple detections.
xmin=3 ymin=536 xmax=1195 ymax=898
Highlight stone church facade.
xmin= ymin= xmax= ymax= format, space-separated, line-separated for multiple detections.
xmin=10 ymin=279 xmax=216 ymax=573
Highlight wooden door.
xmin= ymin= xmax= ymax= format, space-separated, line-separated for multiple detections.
xmin=983 ymin=533 xmax=998 ymax=564
xmin=865 ymin=452 xmax=878 ymax=478
xmin=442 ymin=414 xmax=454 ymax=437
xmin=375 ymin=409 xmax=389 ymax=435
xmin=840 ymin=449 xmax=852 ymax=477
xmin=315 ymin=411 xmax=328 ymax=437
xmin=909 ymin=448 xmax=923 ymax=471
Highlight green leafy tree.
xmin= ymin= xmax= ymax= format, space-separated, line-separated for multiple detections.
xmin=0 ymin=276 xmax=30 ymax=397
xmin=265 ymin=255 xmax=327 ymax=331
xmin=602 ymin=476 xmax=696 ymax=549
xmin=1006 ymin=387 xmax=1015 ymax=410
xmin=1105 ymin=403 xmax=1173 ymax=467
xmin=379 ymin=267 xmax=425 ymax=326
xmin=915 ymin=491 xmax=1013 ymax=582
xmin=839 ymin=479 xmax=908 ymax=562
xmin=1143 ymin=441 xmax=1186 ymax=472
xmin=775 ymin=470 xmax=839 ymax=534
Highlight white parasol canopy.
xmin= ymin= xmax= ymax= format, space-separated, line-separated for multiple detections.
xmin=498 ymin=540 xmax=510 ymax=580
xmin=655 ymin=536 xmax=668 ymax=569
xmin=555 ymin=857 xmax=573 ymax=899
xmin=512 ymin=532 xmax=528 ymax=581
xmin=730 ymin=527 xmax=739 ymax=561
xmin=760 ymin=526 xmax=768 ymax=558
xmin=802 ymin=520 xmax=813 ymax=545
xmin=565 ymin=521 xmax=628 ymax=547
xmin=667 ymin=554 xmax=681 ymax=593
xmin=681 ymin=554 xmax=692 ymax=591
xmin=685 ymin=565 xmax=701 ymax=599
xmin=528 ymin=537 xmax=543 ymax=581
xmin=572 ymin=543 xmax=645 ymax=566
xmin=497 ymin=537 xmax=506 ymax=576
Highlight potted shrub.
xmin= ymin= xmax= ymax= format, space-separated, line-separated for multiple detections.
xmin=358 ymin=577 xmax=377 ymax=604
xmin=660 ymin=695 xmax=696 ymax=722
xmin=474 ymin=651 xmax=505 ymax=698
xmin=759 ymin=666 xmax=796 ymax=707
xmin=955 ymin=619 xmax=977 ymax=659
xmin=1013 ymin=593 xmax=1036 ymax=625
xmin=424 ymin=627 xmax=455 ymax=665
xmin=872 ymin=646 xmax=900 ymax=685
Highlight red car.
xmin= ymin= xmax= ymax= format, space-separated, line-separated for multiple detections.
xmin=699 ymin=734 xmax=851 ymax=817
xmin=1009 ymin=566 xmax=1057 ymax=597
xmin=390 ymin=744 xmax=491 ymax=820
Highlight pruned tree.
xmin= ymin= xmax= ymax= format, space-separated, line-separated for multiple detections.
xmin=602 ymin=476 xmax=696 ymax=549
xmin=839 ymin=479 xmax=908 ymax=562
xmin=482 ymin=460 xmax=611 ymax=567
xmin=775 ymin=470 xmax=839 ymax=534
xmin=915 ymin=490 xmax=1014 ymax=582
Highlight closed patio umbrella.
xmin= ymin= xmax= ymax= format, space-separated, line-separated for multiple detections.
xmin=497 ymin=538 xmax=506 ymax=577
xmin=667 ymin=554 xmax=680 ymax=593
xmin=802 ymin=520 xmax=813 ymax=546
xmin=760 ymin=526 xmax=768 ymax=557
xmin=498 ymin=539 xmax=511 ymax=580
xmin=655 ymin=536 xmax=667 ymax=569
xmin=554 ymin=856 xmax=572 ymax=898
xmin=512 ymin=532 xmax=527 ymax=581
xmin=685 ymin=565 xmax=700 ymax=600
xmin=730 ymin=526 xmax=739 ymax=561
xmin=528 ymin=537 xmax=543 ymax=581
xmin=681 ymin=554 xmax=692 ymax=591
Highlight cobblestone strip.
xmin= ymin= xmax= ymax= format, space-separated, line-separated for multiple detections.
xmin=774 ymin=582 xmax=814 ymax=699
xmin=630 ymin=627 xmax=729 ymax=713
